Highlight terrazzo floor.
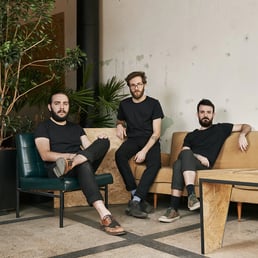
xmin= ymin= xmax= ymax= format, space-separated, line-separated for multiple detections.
xmin=0 ymin=195 xmax=258 ymax=258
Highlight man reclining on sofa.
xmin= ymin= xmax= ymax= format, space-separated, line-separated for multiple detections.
xmin=159 ymin=98 xmax=251 ymax=223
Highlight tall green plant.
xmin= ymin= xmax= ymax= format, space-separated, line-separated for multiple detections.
xmin=0 ymin=0 xmax=86 ymax=147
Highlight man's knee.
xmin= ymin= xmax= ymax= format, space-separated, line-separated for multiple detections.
xmin=96 ymin=137 xmax=110 ymax=151
xmin=179 ymin=149 xmax=194 ymax=159
xmin=179 ymin=149 xmax=197 ymax=171
xmin=79 ymin=138 xmax=110 ymax=162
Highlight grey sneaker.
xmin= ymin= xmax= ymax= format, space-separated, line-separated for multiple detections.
xmin=158 ymin=207 xmax=180 ymax=223
xmin=188 ymin=193 xmax=200 ymax=211
xmin=125 ymin=200 xmax=148 ymax=219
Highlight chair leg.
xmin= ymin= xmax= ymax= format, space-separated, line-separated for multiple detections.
xmin=16 ymin=189 xmax=20 ymax=218
xmin=104 ymin=185 xmax=109 ymax=209
xmin=237 ymin=202 xmax=242 ymax=221
xmin=59 ymin=191 xmax=64 ymax=228
xmin=153 ymin=193 xmax=158 ymax=209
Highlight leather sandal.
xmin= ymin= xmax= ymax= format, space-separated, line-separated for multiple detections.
xmin=101 ymin=215 xmax=126 ymax=236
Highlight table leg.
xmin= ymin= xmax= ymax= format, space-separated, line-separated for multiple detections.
xmin=200 ymin=181 xmax=232 ymax=254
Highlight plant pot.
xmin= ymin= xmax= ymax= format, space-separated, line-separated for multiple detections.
xmin=0 ymin=149 xmax=16 ymax=211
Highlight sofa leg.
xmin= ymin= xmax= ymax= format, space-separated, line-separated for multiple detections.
xmin=153 ymin=193 xmax=158 ymax=209
xmin=237 ymin=202 xmax=242 ymax=221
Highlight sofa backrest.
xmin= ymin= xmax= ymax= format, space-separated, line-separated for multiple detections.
xmin=169 ymin=132 xmax=187 ymax=166
xmin=170 ymin=131 xmax=258 ymax=169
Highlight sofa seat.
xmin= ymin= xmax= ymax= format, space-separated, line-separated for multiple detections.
xmin=135 ymin=165 xmax=172 ymax=196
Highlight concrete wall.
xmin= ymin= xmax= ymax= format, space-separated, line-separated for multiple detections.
xmin=100 ymin=0 xmax=258 ymax=152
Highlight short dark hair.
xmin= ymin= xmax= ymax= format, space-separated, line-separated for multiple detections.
xmin=125 ymin=71 xmax=147 ymax=86
xmin=197 ymin=99 xmax=215 ymax=112
xmin=48 ymin=91 xmax=69 ymax=104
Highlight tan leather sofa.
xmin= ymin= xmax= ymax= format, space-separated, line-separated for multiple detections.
xmin=130 ymin=131 xmax=258 ymax=220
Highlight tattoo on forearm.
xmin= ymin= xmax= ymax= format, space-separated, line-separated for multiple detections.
xmin=151 ymin=135 xmax=158 ymax=141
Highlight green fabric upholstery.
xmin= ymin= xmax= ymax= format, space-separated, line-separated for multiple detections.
xmin=15 ymin=133 xmax=113 ymax=227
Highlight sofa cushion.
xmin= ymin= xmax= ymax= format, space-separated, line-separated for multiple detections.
xmin=231 ymin=187 xmax=258 ymax=203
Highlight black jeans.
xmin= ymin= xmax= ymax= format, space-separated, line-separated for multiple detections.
xmin=171 ymin=149 xmax=208 ymax=190
xmin=115 ymin=137 xmax=161 ymax=200
xmin=48 ymin=138 xmax=110 ymax=205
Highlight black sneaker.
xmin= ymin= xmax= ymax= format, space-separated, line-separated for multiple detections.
xmin=125 ymin=200 xmax=148 ymax=219
xmin=140 ymin=200 xmax=154 ymax=214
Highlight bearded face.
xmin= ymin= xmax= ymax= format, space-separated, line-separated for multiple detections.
xmin=197 ymin=105 xmax=214 ymax=128
xmin=48 ymin=93 xmax=70 ymax=122
xmin=199 ymin=116 xmax=213 ymax=128
xmin=50 ymin=108 xmax=69 ymax=122
xmin=127 ymin=75 xmax=146 ymax=101
xmin=130 ymin=85 xmax=145 ymax=99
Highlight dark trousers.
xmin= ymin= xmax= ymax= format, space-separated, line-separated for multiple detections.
xmin=48 ymin=138 xmax=110 ymax=205
xmin=115 ymin=137 xmax=161 ymax=200
xmin=172 ymin=149 xmax=208 ymax=190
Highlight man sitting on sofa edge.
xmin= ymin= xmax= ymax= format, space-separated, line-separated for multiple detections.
xmin=115 ymin=71 xmax=164 ymax=219
xmin=159 ymin=98 xmax=251 ymax=223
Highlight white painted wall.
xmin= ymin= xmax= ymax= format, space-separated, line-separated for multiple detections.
xmin=100 ymin=0 xmax=258 ymax=152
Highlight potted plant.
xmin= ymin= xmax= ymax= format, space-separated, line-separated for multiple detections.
xmin=87 ymin=76 xmax=128 ymax=127
xmin=0 ymin=0 xmax=86 ymax=210
xmin=77 ymin=64 xmax=128 ymax=127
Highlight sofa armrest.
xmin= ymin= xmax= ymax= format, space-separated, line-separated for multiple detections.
xmin=161 ymin=153 xmax=170 ymax=166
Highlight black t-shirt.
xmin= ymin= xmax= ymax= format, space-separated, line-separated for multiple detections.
xmin=183 ymin=123 xmax=233 ymax=167
xmin=34 ymin=119 xmax=85 ymax=153
xmin=117 ymin=96 xmax=164 ymax=139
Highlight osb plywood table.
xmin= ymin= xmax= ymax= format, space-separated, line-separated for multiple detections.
xmin=54 ymin=128 xmax=130 ymax=208
xmin=198 ymin=169 xmax=258 ymax=254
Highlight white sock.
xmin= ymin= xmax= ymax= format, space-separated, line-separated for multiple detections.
xmin=131 ymin=189 xmax=136 ymax=197
xmin=133 ymin=195 xmax=141 ymax=202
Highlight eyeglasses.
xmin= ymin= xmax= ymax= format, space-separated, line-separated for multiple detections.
xmin=129 ymin=82 xmax=144 ymax=89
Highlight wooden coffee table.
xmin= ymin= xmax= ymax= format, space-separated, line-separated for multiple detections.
xmin=198 ymin=169 xmax=258 ymax=254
